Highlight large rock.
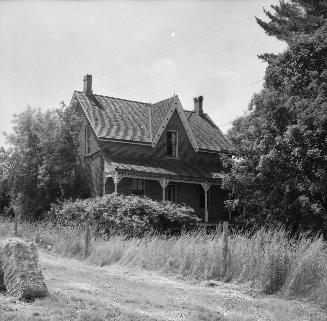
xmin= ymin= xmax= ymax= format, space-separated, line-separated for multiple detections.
xmin=2 ymin=238 xmax=48 ymax=300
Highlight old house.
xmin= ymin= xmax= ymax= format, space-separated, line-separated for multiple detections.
xmin=70 ymin=75 xmax=232 ymax=223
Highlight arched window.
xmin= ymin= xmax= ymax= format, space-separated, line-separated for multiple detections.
xmin=167 ymin=130 xmax=178 ymax=158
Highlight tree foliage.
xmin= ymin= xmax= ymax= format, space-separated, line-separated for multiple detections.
xmin=256 ymin=0 xmax=327 ymax=42
xmin=222 ymin=1 xmax=327 ymax=234
xmin=0 ymin=148 xmax=11 ymax=214
xmin=0 ymin=103 xmax=90 ymax=219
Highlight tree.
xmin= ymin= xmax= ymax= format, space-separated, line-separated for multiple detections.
xmin=222 ymin=1 xmax=327 ymax=234
xmin=0 ymin=148 xmax=11 ymax=215
xmin=256 ymin=0 xmax=327 ymax=42
xmin=1 ymin=103 xmax=90 ymax=220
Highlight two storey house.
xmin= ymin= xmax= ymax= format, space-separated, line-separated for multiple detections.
xmin=70 ymin=75 xmax=232 ymax=223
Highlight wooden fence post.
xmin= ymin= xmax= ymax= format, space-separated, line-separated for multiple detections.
xmin=84 ymin=217 xmax=90 ymax=258
xmin=228 ymin=209 xmax=232 ymax=222
xmin=222 ymin=221 xmax=229 ymax=277
xmin=14 ymin=210 xmax=18 ymax=237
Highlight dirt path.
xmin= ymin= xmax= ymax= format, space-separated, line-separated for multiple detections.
xmin=0 ymin=250 xmax=326 ymax=321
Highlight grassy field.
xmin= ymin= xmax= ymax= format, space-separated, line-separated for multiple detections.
xmin=0 ymin=249 xmax=326 ymax=321
xmin=0 ymin=218 xmax=326 ymax=320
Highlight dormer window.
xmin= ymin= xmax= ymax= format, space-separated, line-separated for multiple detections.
xmin=167 ymin=130 xmax=178 ymax=158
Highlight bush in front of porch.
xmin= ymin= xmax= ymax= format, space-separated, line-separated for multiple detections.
xmin=46 ymin=194 xmax=199 ymax=237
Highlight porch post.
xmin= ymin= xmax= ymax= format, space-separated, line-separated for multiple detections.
xmin=113 ymin=171 xmax=122 ymax=195
xmin=102 ymin=173 xmax=107 ymax=196
xmin=159 ymin=178 xmax=169 ymax=201
xmin=201 ymin=182 xmax=211 ymax=223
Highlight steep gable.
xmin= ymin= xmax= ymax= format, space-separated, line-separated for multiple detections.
xmin=154 ymin=109 xmax=196 ymax=160
xmin=150 ymin=97 xmax=175 ymax=139
xmin=151 ymin=96 xmax=199 ymax=152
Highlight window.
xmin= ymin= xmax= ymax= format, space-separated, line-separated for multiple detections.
xmin=85 ymin=126 xmax=92 ymax=154
xmin=131 ymin=178 xmax=144 ymax=196
xmin=167 ymin=183 xmax=177 ymax=202
xmin=167 ymin=131 xmax=178 ymax=158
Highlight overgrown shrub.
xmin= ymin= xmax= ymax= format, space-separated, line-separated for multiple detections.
xmin=46 ymin=194 xmax=199 ymax=236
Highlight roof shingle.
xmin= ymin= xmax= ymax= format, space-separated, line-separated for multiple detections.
xmin=185 ymin=111 xmax=232 ymax=152
xmin=74 ymin=91 xmax=232 ymax=152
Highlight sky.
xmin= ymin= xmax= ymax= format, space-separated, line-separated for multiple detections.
xmin=0 ymin=0 xmax=286 ymax=147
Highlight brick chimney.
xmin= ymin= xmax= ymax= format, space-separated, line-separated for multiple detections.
xmin=193 ymin=96 xmax=203 ymax=115
xmin=83 ymin=74 xmax=92 ymax=96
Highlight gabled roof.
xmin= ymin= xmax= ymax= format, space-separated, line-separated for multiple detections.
xmin=185 ymin=111 xmax=232 ymax=152
xmin=73 ymin=91 xmax=232 ymax=152
xmin=74 ymin=91 xmax=151 ymax=143
xmin=150 ymin=96 xmax=199 ymax=151
xmin=150 ymin=97 xmax=174 ymax=139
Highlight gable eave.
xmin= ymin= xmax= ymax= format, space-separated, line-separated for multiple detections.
xmin=198 ymin=148 xmax=233 ymax=154
xmin=98 ymin=136 xmax=152 ymax=146
xmin=72 ymin=92 xmax=98 ymax=135
xmin=151 ymin=96 xmax=199 ymax=152
xmin=71 ymin=92 xmax=102 ymax=151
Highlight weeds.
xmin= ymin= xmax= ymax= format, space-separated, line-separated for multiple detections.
xmin=0 ymin=218 xmax=326 ymax=307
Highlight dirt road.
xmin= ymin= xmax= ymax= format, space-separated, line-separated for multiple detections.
xmin=0 ymin=250 xmax=326 ymax=321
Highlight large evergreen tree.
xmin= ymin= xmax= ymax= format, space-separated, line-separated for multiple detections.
xmin=256 ymin=0 xmax=327 ymax=42
xmin=222 ymin=1 xmax=327 ymax=234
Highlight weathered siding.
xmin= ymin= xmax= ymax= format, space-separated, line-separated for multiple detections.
xmin=91 ymin=156 xmax=104 ymax=196
xmin=75 ymin=103 xmax=103 ymax=196
xmin=76 ymin=104 xmax=100 ymax=158
xmin=77 ymin=122 xmax=99 ymax=157
xmin=101 ymin=141 xmax=153 ymax=159
xmin=84 ymin=156 xmax=104 ymax=196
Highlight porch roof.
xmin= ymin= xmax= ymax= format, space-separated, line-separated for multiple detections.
xmin=104 ymin=156 xmax=221 ymax=183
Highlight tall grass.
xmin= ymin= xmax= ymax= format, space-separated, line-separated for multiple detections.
xmin=0 ymin=218 xmax=326 ymax=307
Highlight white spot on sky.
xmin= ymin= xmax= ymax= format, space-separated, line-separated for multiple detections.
xmin=171 ymin=32 xmax=175 ymax=38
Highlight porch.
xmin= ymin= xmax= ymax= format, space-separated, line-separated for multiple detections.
xmin=102 ymin=156 xmax=228 ymax=223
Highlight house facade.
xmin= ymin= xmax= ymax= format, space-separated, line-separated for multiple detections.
xmin=70 ymin=75 xmax=232 ymax=223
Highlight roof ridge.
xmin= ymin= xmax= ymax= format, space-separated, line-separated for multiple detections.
xmin=152 ymin=96 xmax=175 ymax=106
xmin=75 ymin=91 xmax=177 ymax=108
xmin=184 ymin=110 xmax=207 ymax=115
xmin=74 ymin=91 xmax=150 ymax=105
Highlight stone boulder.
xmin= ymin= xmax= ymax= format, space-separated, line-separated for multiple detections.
xmin=2 ymin=238 xmax=48 ymax=300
